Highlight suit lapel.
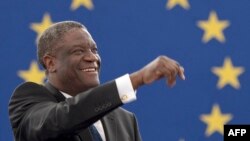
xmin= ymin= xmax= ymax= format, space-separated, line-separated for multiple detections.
xmin=44 ymin=82 xmax=66 ymax=102
xmin=44 ymin=82 xmax=94 ymax=141
xmin=101 ymin=112 xmax=116 ymax=141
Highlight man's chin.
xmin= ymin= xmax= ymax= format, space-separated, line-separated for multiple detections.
xmin=82 ymin=81 xmax=100 ymax=89
xmin=89 ymin=82 xmax=100 ymax=88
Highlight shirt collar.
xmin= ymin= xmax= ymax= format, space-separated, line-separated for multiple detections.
xmin=60 ymin=91 xmax=72 ymax=98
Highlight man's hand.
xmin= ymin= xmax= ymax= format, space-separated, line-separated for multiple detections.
xmin=130 ymin=56 xmax=185 ymax=90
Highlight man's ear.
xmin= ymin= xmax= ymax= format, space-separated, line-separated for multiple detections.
xmin=43 ymin=55 xmax=56 ymax=73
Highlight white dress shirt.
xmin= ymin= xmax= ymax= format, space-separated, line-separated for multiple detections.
xmin=60 ymin=74 xmax=136 ymax=141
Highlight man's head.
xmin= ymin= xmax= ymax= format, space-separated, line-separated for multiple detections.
xmin=37 ymin=21 xmax=101 ymax=95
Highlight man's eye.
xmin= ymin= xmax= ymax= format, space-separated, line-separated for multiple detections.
xmin=91 ymin=48 xmax=98 ymax=54
xmin=74 ymin=49 xmax=84 ymax=54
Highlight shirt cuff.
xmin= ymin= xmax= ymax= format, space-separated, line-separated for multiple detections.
xmin=115 ymin=74 xmax=137 ymax=104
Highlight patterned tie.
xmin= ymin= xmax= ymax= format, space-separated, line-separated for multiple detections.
xmin=89 ymin=125 xmax=103 ymax=141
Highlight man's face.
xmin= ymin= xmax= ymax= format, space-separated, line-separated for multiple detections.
xmin=52 ymin=28 xmax=101 ymax=94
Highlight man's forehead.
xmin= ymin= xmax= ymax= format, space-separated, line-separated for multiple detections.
xmin=62 ymin=28 xmax=92 ymax=39
xmin=57 ymin=27 xmax=96 ymax=47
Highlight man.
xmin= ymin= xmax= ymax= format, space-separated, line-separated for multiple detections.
xmin=8 ymin=21 xmax=185 ymax=141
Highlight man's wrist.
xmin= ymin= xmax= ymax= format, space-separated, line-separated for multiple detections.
xmin=130 ymin=70 xmax=144 ymax=90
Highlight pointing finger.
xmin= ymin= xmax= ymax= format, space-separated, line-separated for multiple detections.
xmin=178 ymin=66 xmax=185 ymax=80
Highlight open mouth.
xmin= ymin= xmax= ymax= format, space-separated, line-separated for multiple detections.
xmin=81 ymin=67 xmax=97 ymax=72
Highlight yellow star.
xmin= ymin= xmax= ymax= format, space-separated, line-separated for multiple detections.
xmin=212 ymin=57 xmax=244 ymax=89
xmin=197 ymin=11 xmax=230 ymax=43
xmin=71 ymin=0 xmax=94 ymax=10
xmin=200 ymin=104 xmax=233 ymax=136
xmin=30 ymin=13 xmax=53 ymax=38
xmin=166 ymin=0 xmax=190 ymax=10
xmin=18 ymin=61 xmax=46 ymax=85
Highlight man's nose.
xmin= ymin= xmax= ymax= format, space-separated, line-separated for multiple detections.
xmin=83 ymin=51 xmax=99 ymax=62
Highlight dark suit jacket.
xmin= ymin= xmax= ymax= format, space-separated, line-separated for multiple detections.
xmin=8 ymin=81 xmax=142 ymax=141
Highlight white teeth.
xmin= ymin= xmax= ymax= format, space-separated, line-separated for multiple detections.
xmin=82 ymin=68 xmax=96 ymax=72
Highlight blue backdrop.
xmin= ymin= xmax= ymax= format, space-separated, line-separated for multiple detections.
xmin=1 ymin=0 xmax=250 ymax=141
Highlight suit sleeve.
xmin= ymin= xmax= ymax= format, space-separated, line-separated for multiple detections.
xmin=8 ymin=81 xmax=123 ymax=141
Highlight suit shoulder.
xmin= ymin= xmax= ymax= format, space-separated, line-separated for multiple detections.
xmin=10 ymin=82 xmax=55 ymax=103
xmin=12 ymin=82 xmax=48 ymax=95
xmin=14 ymin=82 xmax=44 ymax=92
xmin=8 ymin=82 xmax=55 ymax=128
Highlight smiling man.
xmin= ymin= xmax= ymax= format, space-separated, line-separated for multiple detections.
xmin=8 ymin=21 xmax=185 ymax=141
xmin=42 ymin=25 xmax=101 ymax=95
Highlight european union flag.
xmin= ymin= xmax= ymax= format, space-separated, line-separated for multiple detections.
xmin=1 ymin=0 xmax=250 ymax=140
